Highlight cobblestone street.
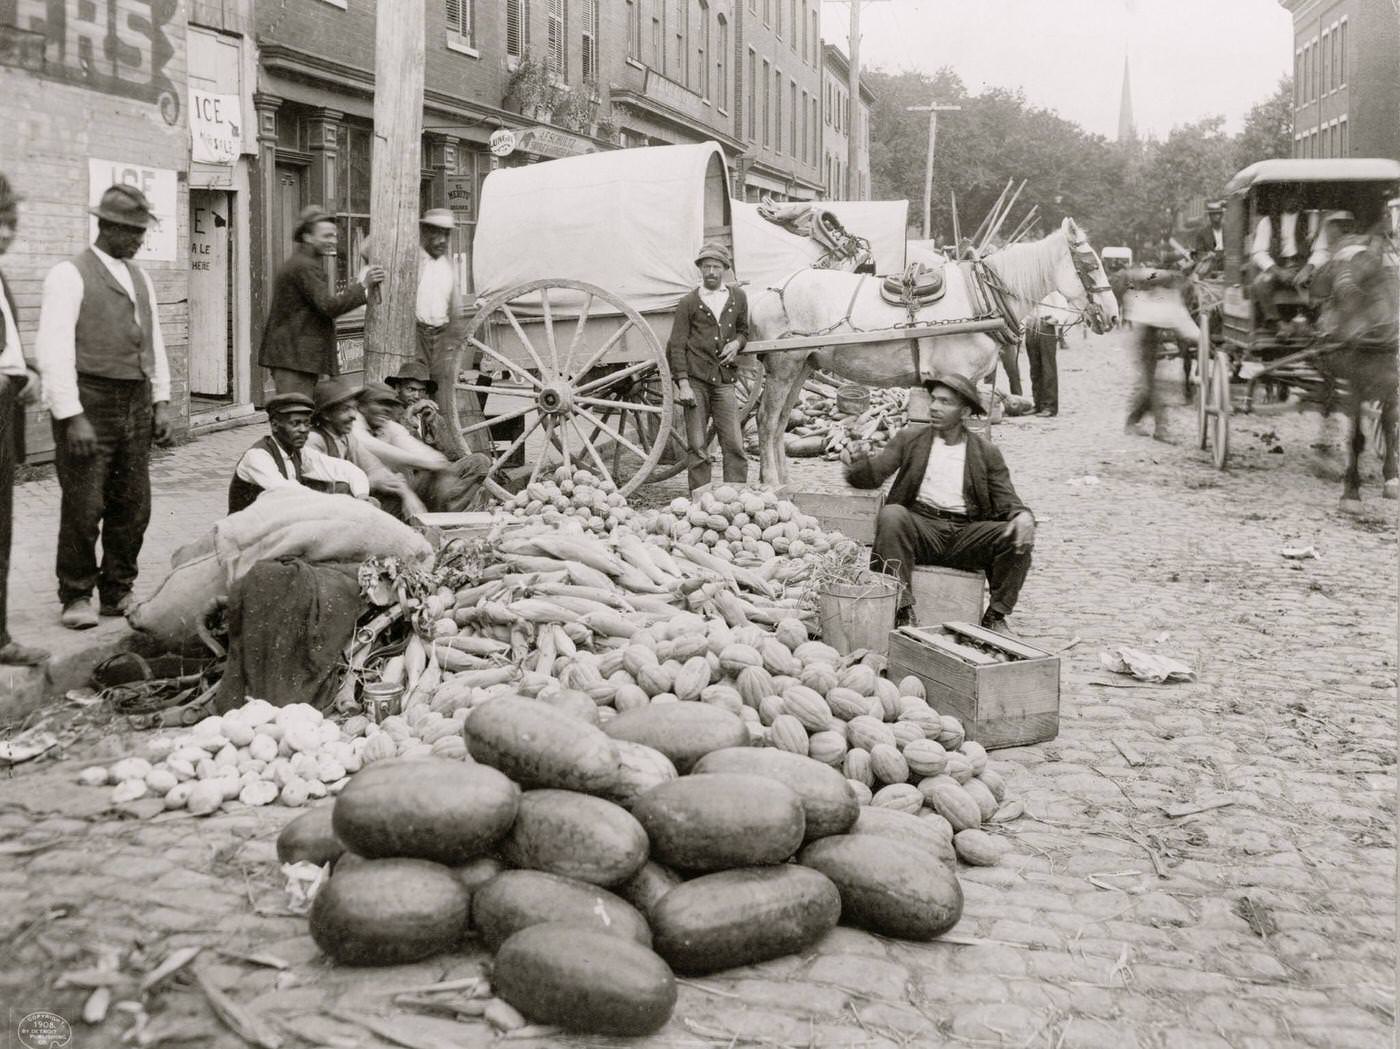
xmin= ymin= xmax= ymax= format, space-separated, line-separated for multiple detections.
xmin=1 ymin=332 xmax=1395 ymax=1049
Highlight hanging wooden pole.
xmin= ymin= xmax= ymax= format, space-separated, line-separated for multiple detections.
xmin=363 ymin=0 xmax=425 ymax=383
xmin=969 ymin=178 xmax=1014 ymax=249
xmin=979 ymin=179 xmax=1026 ymax=253
xmin=1006 ymin=205 xmax=1040 ymax=246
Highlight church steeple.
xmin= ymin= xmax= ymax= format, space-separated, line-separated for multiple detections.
xmin=1117 ymin=55 xmax=1137 ymax=143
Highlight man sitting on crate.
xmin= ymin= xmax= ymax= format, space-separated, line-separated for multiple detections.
xmin=843 ymin=374 xmax=1035 ymax=635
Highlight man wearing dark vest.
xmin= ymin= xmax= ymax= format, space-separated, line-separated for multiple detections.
xmin=1250 ymin=186 xmax=1311 ymax=334
xmin=228 ymin=393 xmax=369 ymax=514
xmin=0 ymin=174 xmax=49 ymax=664
xmin=36 ymin=185 xmax=173 ymax=630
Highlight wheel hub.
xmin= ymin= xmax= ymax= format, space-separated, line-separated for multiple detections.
xmin=538 ymin=384 xmax=572 ymax=415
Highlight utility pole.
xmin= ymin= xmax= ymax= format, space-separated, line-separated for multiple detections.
xmin=830 ymin=0 xmax=888 ymax=200
xmin=363 ymin=0 xmax=425 ymax=382
xmin=905 ymin=101 xmax=960 ymax=239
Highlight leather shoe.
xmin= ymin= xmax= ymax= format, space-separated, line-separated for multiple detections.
xmin=60 ymin=598 xmax=98 ymax=630
xmin=0 ymin=641 xmax=50 ymax=666
xmin=980 ymin=611 xmax=1014 ymax=636
xmin=1036 ymin=409 xmax=1057 ymax=417
xmin=100 ymin=593 xmax=135 ymax=618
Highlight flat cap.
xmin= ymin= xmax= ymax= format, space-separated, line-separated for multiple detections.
xmin=265 ymin=392 xmax=315 ymax=416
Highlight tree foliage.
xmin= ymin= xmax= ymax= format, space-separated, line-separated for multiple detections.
xmin=867 ymin=68 xmax=1294 ymax=253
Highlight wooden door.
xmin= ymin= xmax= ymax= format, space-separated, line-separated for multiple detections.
xmin=189 ymin=190 xmax=232 ymax=397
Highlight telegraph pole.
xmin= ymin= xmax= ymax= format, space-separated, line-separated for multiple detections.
xmin=830 ymin=0 xmax=888 ymax=200
xmin=905 ymin=102 xmax=960 ymax=240
xmin=363 ymin=0 xmax=425 ymax=381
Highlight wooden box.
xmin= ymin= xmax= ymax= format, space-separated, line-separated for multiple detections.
xmin=779 ymin=488 xmax=885 ymax=545
xmin=886 ymin=622 xmax=1060 ymax=749
xmin=911 ymin=566 xmax=985 ymax=627
xmin=412 ymin=512 xmax=497 ymax=548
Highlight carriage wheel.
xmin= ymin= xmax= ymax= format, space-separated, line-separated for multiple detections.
xmin=1196 ymin=312 xmax=1211 ymax=450
xmin=1208 ymin=349 xmax=1232 ymax=470
xmin=450 ymin=279 xmax=674 ymax=500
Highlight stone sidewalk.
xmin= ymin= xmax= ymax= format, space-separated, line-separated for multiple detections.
xmin=0 ymin=333 xmax=1396 ymax=1049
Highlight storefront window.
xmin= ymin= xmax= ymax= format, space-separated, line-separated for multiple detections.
xmin=334 ymin=124 xmax=373 ymax=290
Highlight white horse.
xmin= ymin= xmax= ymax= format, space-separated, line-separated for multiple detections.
xmin=747 ymin=217 xmax=1120 ymax=484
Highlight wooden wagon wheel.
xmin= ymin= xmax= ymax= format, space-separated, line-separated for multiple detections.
xmin=1206 ymin=349 xmax=1232 ymax=470
xmin=449 ymin=279 xmax=674 ymax=500
xmin=1196 ymin=311 xmax=1212 ymax=450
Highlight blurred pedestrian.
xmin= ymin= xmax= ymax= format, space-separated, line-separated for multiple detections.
xmin=36 ymin=184 xmax=174 ymax=629
xmin=0 ymin=174 xmax=49 ymax=663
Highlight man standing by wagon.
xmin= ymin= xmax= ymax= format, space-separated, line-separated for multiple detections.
xmin=668 ymin=243 xmax=749 ymax=492
xmin=36 ymin=185 xmax=174 ymax=629
xmin=844 ymin=374 xmax=1035 ymax=634
xmin=413 ymin=209 xmax=465 ymax=418
xmin=259 ymin=206 xmax=385 ymax=396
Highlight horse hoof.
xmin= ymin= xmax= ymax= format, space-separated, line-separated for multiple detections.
xmin=1339 ymin=498 xmax=1365 ymax=515
xmin=1384 ymin=481 xmax=1399 ymax=501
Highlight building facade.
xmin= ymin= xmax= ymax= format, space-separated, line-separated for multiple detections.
xmin=820 ymin=44 xmax=873 ymax=200
xmin=1281 ymin=0 xmax=1400 ymax=161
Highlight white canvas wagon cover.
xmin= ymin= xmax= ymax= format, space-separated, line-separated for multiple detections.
xmin=473 ymin=143 xmax=731 ymax=314
xmin=730 ymin=199 xmax=910 ymax=287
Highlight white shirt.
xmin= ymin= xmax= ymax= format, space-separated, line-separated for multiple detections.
xmin=35 ymin=245 xmax=172 ymax=420
xmin=1251 ymin=213 xmax=1301 ymax=272
xmin=361 ymin=415 xmax=448 ymax=473
xmin=916 ymin=435 xmax=967 ymax=513
xmin=235 ymin=438 xmax=370 ymax=500
xmin=698 ymin=284 xmax=729 ymax=321
xmin=0 ymin=278 xmax=26 ymax=377
xmin=416 ymin=251 xmax=457 ymax=326
xmin=1212 ymin=227 xmax=1224 ymax=251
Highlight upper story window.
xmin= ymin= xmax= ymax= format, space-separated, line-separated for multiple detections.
xmin=698 ymin=1 xmax=710 ymax=99
xmin=1338 ymin=19 xmax=1346 ymax=86
xmin=582 ymin=0 xmax=599 ymax=80
xmin=506 ymin=0 xmax=529 ymax=58
xmin=716 ymin=15 xmax=728 ymax=109
xmin=446 ymin=0 xmax=474 ymax=48
xmin=626 ymin=0 xmax=640 ymax=59
xmin=546 ymin=0 xmax=567 ymax=78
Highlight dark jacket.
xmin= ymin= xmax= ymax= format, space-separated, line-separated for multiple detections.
xmin=845 ymin=424 xmax=1030 ymax=522
xmin=258 ymin=245 xmax=367 ymax=376
xmin=666 ymin=285 xmax=749 ymax=386
xmin=0 ymin=271 xmax=33 ymax=461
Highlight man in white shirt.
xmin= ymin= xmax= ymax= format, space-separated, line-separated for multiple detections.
xmin=1250 ymin=187 xmax=1310 ymax=331
xmin=845 ymin=374 xmax=1036 ymax=634
xmin=306 ymin=378 xmax=430 ymax=520
xmin=357 ymin=382 xmax=492 ymax=512
xmin=227 ymin=393 xmax=369 ymax=514
xmin=36 ymin=185 xmax=174 ymax=629
xmin=0 ymin=175 xmax=49 ymax=664
xmin=414 ymin=209 xmax=464 ymax=417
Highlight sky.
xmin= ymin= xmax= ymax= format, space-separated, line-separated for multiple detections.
xmin=822 ymin=0 xmax=1296 ymax=140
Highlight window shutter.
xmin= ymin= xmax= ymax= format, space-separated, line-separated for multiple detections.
xmin=507 ymin=0 xmax=520 ymax=55
xmin=446 ymin=0 xmax=463 ymax=35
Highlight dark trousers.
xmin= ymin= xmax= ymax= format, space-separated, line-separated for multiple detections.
xmin=1250 ymin=260 xmax=1302 ymax=322
xmin=0 ymin=383 xmax=16 ymax=646
xmin=270 ymin=367 xmax=318 ymax=397
xmin=415 ymin=321 xmax=457 ymax=418
xmin=53 ymin=377 xmax=152 ymax=607
xmin=871 ymin=504 xmax=1031 ymax=617
xmin=1125 ymin=327 xmax=1166 ymax=434
xmin=1025 ymin=327 xmax=1059 ymax=414
xmin=684 ymin=377 xmax=747 ymax=491
xmin=997 ymin=341 xmax=1022 ymax=397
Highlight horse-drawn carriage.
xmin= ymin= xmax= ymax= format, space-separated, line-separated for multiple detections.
xmin=1193 ymin=158 xmax=1400 ymax=472
xmin=448 ymin=143 xmax=1119 ymax=494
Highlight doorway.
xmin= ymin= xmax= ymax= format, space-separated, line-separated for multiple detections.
xmin=189 ymin=190 xmax=234 ymax=407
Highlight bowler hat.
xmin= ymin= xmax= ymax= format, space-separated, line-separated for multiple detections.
xmin=265 ymin=392 xmax=315 ymax=416
xmin=89 ymin=184 xmax=155 ymax=229
xmin=359 ymin=381 xmax=401 ymax=405
xmin=294 ymin=205 xmax=334 ymax=241
xmin=420 ymin=208 xmax=456 ymax=230
xmin=385 ymin=361 xmax=438 ymax=395
xmin=695 ymin=242 xmax=732 ymax=269
xmin=312 ymin=377 xmax=364 ymax=414
xmin=923 ymin=373 xmax=986 ymax=415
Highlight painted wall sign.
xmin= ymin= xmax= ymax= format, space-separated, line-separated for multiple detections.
xmin=515 ymin=126 xmax=595 ymax=160
xmin=0 ymin=0 xmax=180 ymax=120
xmin=445 ymin=174 xmax=474 ymax=217
xmin=189 ymin=89 xmax=241 ymax=164
xmin=88 ymin=159 xmax=178 ymax=263
xmin=489 ymin=129 xmax=517 ymax=157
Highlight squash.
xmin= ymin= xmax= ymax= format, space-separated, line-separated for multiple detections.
xmin=276 ymin=805 xmax=345 ymax=866
xmin=491 ymin=923 xmax=676 ymax=1036
xmin=466 ymin=696 xmax=620 ymax=792
xmin=331 ymin=758 xmax=518 ymax=866
xmin=603 ymin=704 xmax=747 ymax=774
xmin=848 ymin=806 xmax=956 ymax=867
xmin=596 ymin=740 xmax=679 ymax=809
xmin=690 ymin=748 xmax=859 ymax=841
xmin=452 ymin=856 xmax=505 ymax=893
xmin=499 ymin=789 xmax=649 ymax=887
xmin=617 ymin=861 xmax=684 ymax=917
xmin=471 ymin=870 xmax=651 ymax=950
xmin=649 ymin=865 xmax=841 ymax=975
xmin=632 ymin=773 xmax=805 ymax=871
xmin=798 ymin=835 xmax=962 ymax=941
xmin=309 ymin=858 xmax=468 ymax=965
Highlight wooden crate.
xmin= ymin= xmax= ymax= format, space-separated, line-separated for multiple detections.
xmin=779 ymin=488 xmax=885 ymax=545
xmin=911 ymin=566 xmax=985 ymax=627
xmin=411 ymin=512 xmax=497 ymax=548
xmin=887 ymin=622 xmax=1060 ymax=749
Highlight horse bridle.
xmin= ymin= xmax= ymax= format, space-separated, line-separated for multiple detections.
xmin=1067 ymin=231 xmax=1113 ymax=330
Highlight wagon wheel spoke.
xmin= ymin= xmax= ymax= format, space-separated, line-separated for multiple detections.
xmin=491 ymin=415 xmax=543 ymax=478
xmin=527 ymin=418 xmax=554 ymax=489
xmin=453 ymin=382 xmax=537 ymax=398
xmin=458 ymin=403 xmax=533 ymax=437
xmin=499 ymin=304 xmax=552 ymax=378
xmin=567 ymin=321 xmax=636 ymax=383
xmin=569 ymin=416 xmax=620 ymax=493
xmin=577 ymin=359 xmax=654 ymax=396
xmin=575 ymin=394 xmax=663 ymax=414
xmin=539 ymin=288 xmax=561 ymax=376
xmin=563 ymin=293 xmax=595 ymax=371
xmin=573 ymin=404 xmax=649 ymax=462
xmin=467 ymin=336 xmax=545 ymax=390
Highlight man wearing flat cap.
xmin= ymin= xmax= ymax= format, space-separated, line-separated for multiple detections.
xmin=228 ymin=392 xmax=370 ymax=514
xmin=844 ymin=374 xmax=1036 ymax=634
xmin=259 ymin=205 xmax=386 ymax=397
xmin=666 ymin=242 xmax=749 ymax=491
xmin=36 ymin=184 xmax=174 ymax=629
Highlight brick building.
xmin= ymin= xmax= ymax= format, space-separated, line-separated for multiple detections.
xmin=820 ymin=43 xmax=873 ymax=200
xmin=1280 ymin=0 xmax=1400 ymax=160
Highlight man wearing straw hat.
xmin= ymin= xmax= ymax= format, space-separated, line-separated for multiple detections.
xmin=666 ymin=242 xmax=750 ymax=492
xmin=260 ymin=206 xmax=386 ymax=396
xmin=844 ymin=374 xmax=1035 ymax=635
xmin=36 ymin=184 xmax=175 ymax=629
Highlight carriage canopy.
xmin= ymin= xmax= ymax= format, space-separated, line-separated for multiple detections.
xmin=473 ymin=143 xmax=732 ymax=314
xmin=1223 ymin=158 xmax=1400 ymax=195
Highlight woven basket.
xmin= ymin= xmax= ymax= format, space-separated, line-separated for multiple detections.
xmin=836 ymin=384 xmax=871 ymax=415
